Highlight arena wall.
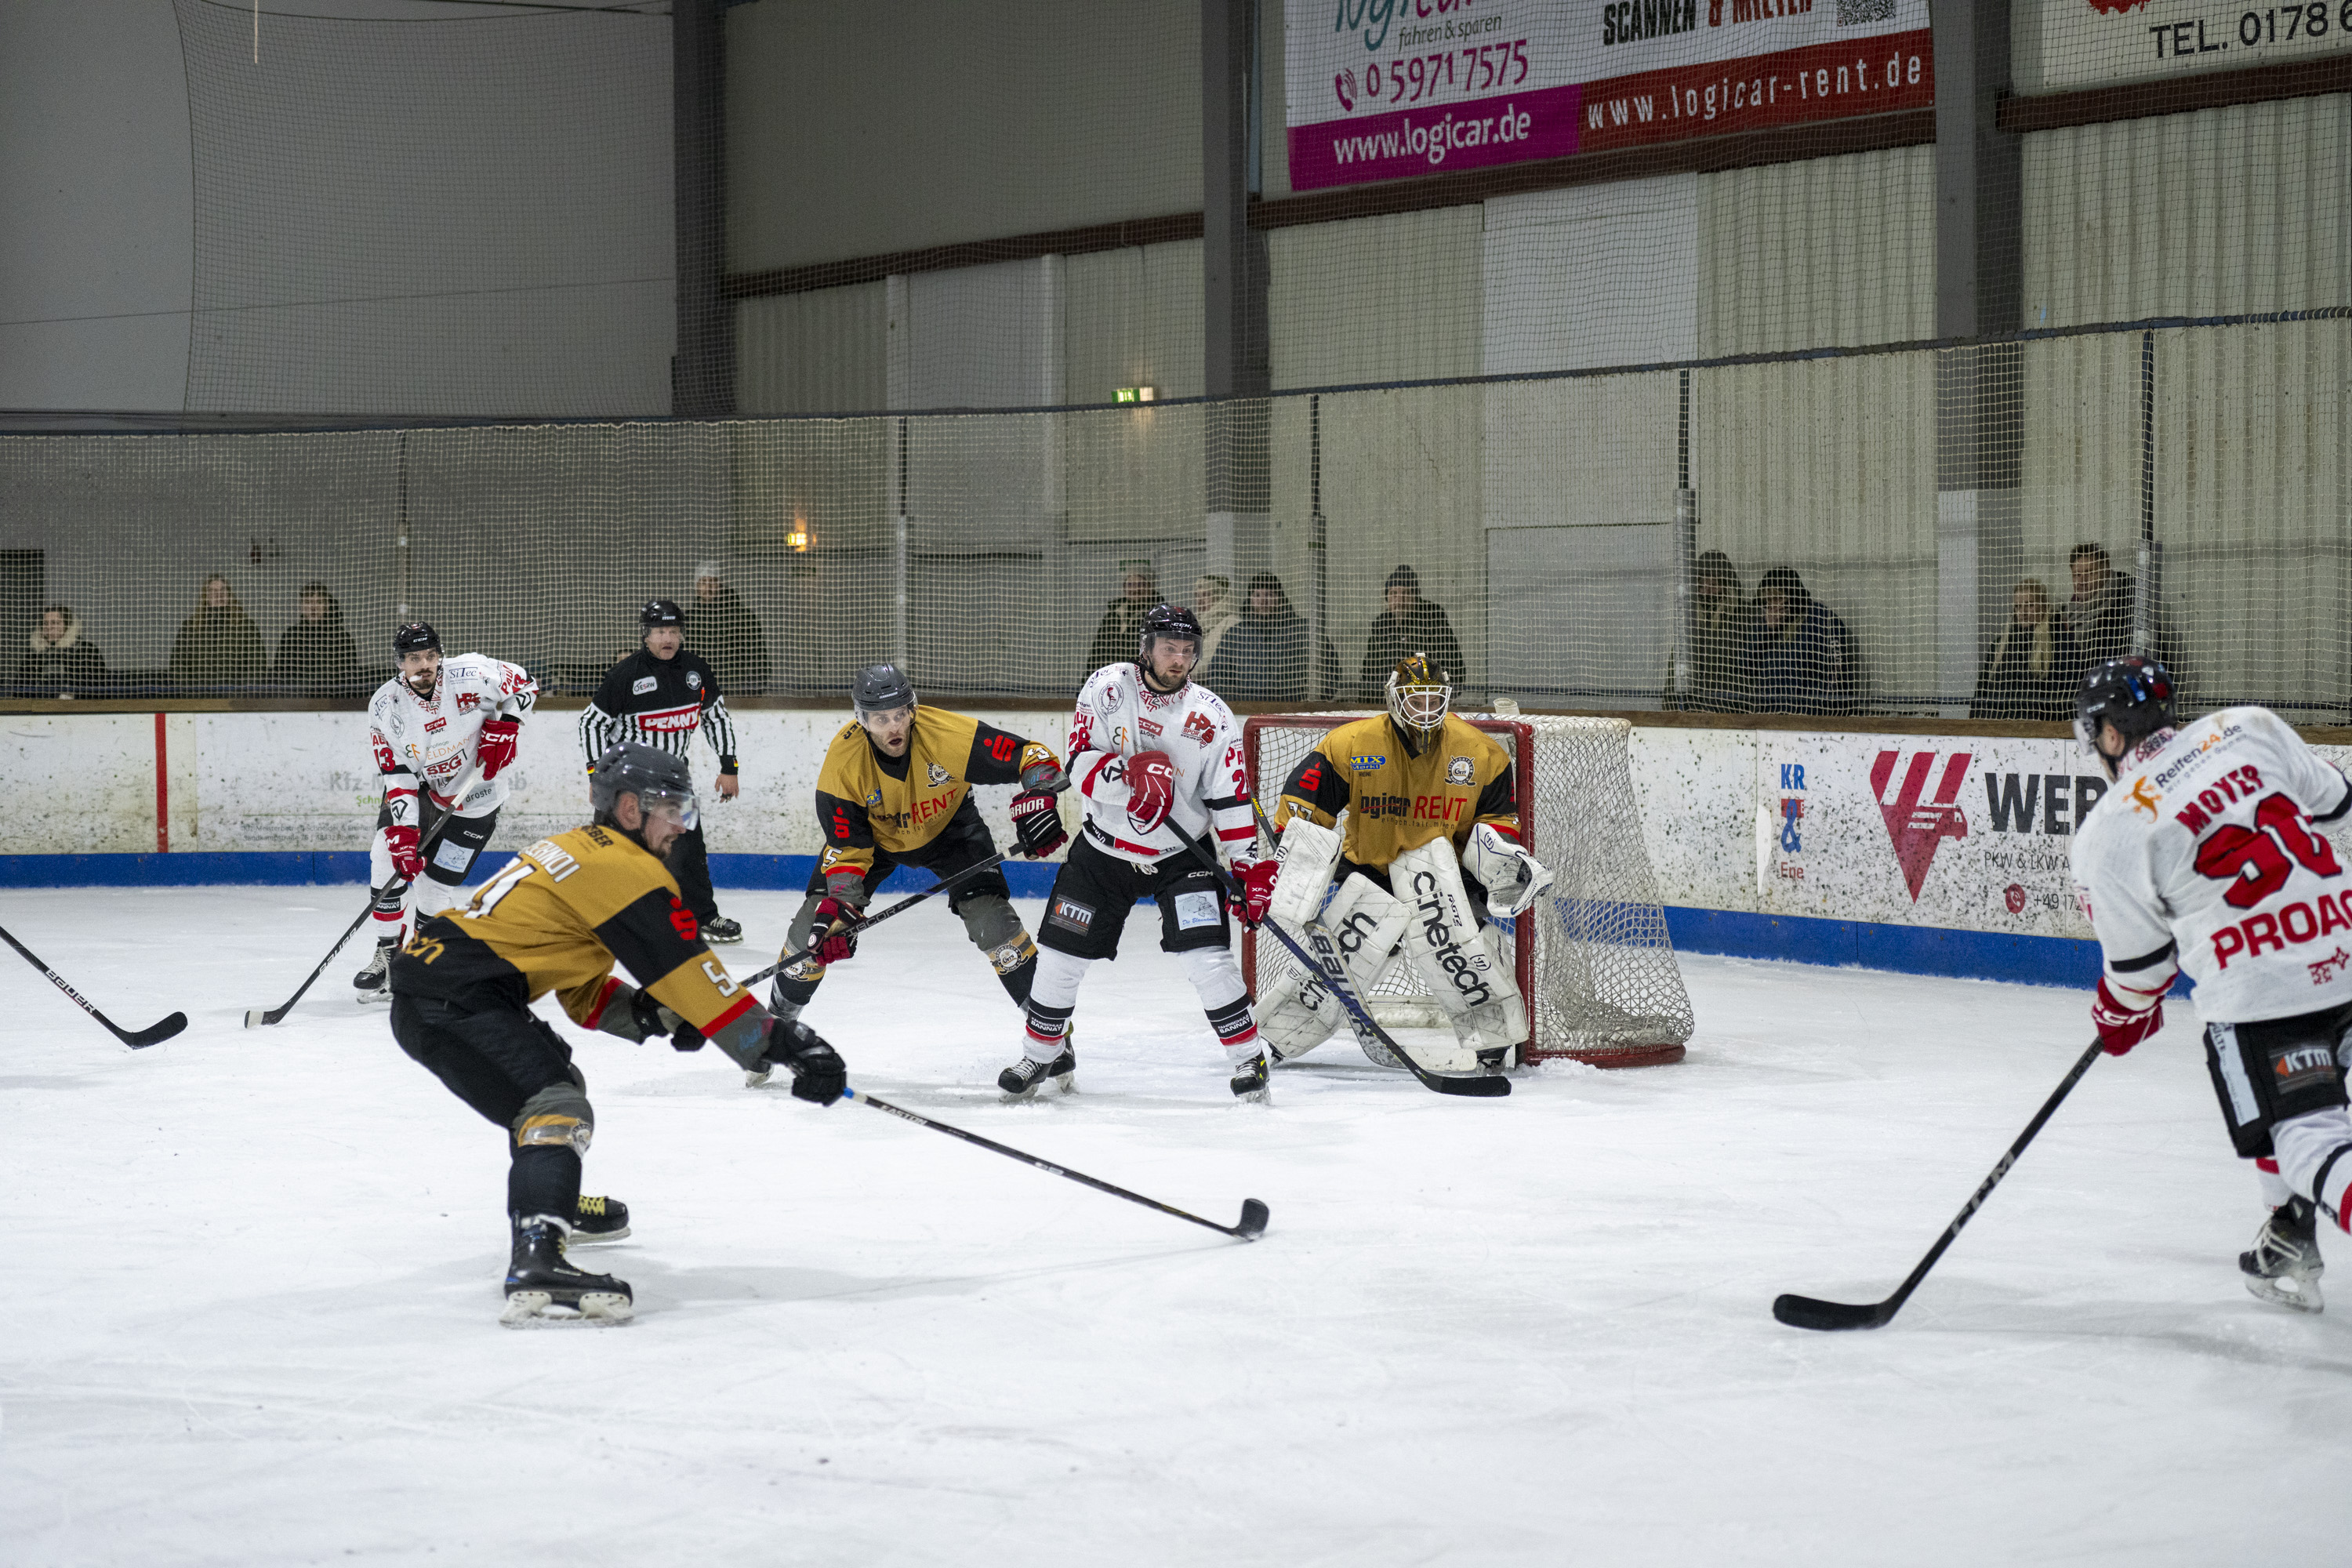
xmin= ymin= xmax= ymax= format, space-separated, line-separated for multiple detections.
xmin=20 ymin=709 xmax=2351 ymax=990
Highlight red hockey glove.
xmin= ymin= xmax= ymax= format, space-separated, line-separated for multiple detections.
xmin=2091 ymin=977 xmax=2165 ymax=1056
xmin=808 ymin=895 xmax=858 ymax=966
xmin=1126 ymin=750 xmax=1176 ymax=835
xmin=474 ymin=717 xmax=521 ymax=782
xmin=1232 ymin=858 xmax=1279 ymax=928
xmin=384 ymin=822 xmax=423 ymax=884
xmin=1011 ymin=789 xmax=1067 ymax=858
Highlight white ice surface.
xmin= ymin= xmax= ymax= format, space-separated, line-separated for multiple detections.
xmin=4 ymin=886 xmax=2350 ymax=1566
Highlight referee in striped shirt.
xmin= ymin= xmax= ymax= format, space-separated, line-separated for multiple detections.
xmin=577 ymin=598 xmax=744 ymax=942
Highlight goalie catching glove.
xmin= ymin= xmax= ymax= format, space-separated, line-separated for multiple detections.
xmin=1462 ymin=823 xmax=1553 ymax=918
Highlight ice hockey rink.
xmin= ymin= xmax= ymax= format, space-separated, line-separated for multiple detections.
xmin=5 ymin=885 xmax=2350 ymax=1566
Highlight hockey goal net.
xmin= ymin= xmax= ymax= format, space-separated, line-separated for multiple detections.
xmin=1241 ymin=713 xmax=1693 ymax=1068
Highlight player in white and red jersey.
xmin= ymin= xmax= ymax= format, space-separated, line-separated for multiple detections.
xmin=2070 ymin=656 xmax=2352 ymax=1312
xmin=996 ymin=604 xmax=1282 ymax=1102
xmin=354 ymin=621 xmax=538 ymax=1002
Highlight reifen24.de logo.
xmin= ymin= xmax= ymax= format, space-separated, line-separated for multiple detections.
xmin=1872 ymin=749 xmax=1972 ymax=902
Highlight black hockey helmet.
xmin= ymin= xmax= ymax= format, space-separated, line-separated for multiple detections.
xmin=2075 ymin=655 xmax=2175 ymax=772
xmin=392 ymin=621 xmax=441 ymax=658
xmin=590 ymin=742 xmax=699 ymax=835
xmin=640 ymin=597 xmax=686 ymax=630
xmin=851 ymin=661 xmax=916 ymax=717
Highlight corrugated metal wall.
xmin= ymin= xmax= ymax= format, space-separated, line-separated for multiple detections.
xmin=2022 ymin=96 xmax=2352 ymax=328
xmin=1267 ymin=205 xmax=1485 ymax=390
xmin=1697 ymin=144 xmax=1936 ymax=358
xmin=735 ymin=284 xmax=887 ymax=416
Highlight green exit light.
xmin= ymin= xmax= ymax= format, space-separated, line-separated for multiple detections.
xmin=1115 ymin=387 xmax=1157 ymax=404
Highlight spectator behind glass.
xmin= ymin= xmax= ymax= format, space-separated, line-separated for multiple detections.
xmin=1748 ymin=566 xmax=1856 ymax=717
xmin=1087 ymin=561 xmax=1160 ymax=671
xmin=19 ymin=603 xmax=103 ymax=696
xmin=1663 ymin=550 xmax=1752 ymax=713
xmin=1971 ymin=579 xmax=2077 ymax=721
xmin=2064 ymin=542 xmax=2136 ymax=683
xmin=170 ymin=572 xmax=267 ymax=691
xmin=691 ymin=560 xmax=771 ymax=695
xmin=1192 ymin=572 xmax=1238 ymax=670
xmin=1356 ymin=564 xmax=1466 ymax=702
xmin=270 ymin=581 xmax=360 ymax=697
xmin=1207 ymin=571 xmax=1338 ymax=702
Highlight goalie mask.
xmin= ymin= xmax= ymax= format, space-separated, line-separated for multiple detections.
xmin=1385 ymin=652 xmax=1453 ymax=739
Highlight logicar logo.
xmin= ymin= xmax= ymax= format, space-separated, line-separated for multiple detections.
xmin=1871 ymin=749 xmax=1972 ymax=902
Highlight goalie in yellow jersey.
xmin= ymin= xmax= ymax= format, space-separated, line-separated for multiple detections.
xmin=1260 ymin=653 xmax=1555 ymax=1074
xmin=758 ymin=662 xmax=1066 ymax=1071
xmin=390 ymin=742 xmax=847 ymax=1326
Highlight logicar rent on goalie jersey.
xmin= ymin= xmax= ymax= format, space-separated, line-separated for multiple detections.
xmin=390 ymin=742 xmax=846 ymax=1325
xmin=1259 ymin=652 xmax=1555 ymax=1074
xmin=2068 ymin=657 xmax=2352 ymax=1313
xmin=999 ymin=603 xmax=1278 ymax=1103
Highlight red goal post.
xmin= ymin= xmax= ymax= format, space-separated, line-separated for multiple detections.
xmin=1240 ymin=713 xmax=1693 ymax=1069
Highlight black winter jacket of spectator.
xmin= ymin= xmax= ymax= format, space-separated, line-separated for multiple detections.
xmin=1208 ymin=607 xmax=1338 ymax=702
xmin=171 ymin=604 xmax=267 ymax=689
xmin=1357 ymin=601 xmax=1468 ymax=699
xmin=270 ymin=594 xmax=361 ymax=697
xmin=1748 ymin=599 xmax=1855 ymax=717
xmin=1971 ymin=619 xmax=2078 ymax=722
xmin=19 ymin=615 xmax=103 ymax=694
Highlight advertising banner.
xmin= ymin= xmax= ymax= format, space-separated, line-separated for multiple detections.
xmin=2022 ymin=0 xmax=2352 ymax=93
xmin=1285 ymin=0 xmax=1934 ymax=192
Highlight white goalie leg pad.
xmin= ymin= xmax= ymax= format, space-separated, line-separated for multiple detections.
xmin=1392 ymin=839 xmax=1513 ymax=1070
xmin=1254 ymin=874 xmax=1406 ymax=1063
xmin=1268 ymin=814 xmax=1343 ymax=928
xmin=1463 ymin=822 xmax=1555 ymax=919
xmin=1481 ymin=922 xmax=1529 ymax=1047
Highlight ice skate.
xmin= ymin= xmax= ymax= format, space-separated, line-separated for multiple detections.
xmin=1229 ymin=1049 xmax=1271 ymax=1104
xmin=352 ymin=937 xmax=396 ymax=1004
xmin=700 ymin=913 xmax=742 ymax=945
xmin=501 ymin=1217 xmax=633 ymax=1327
xmin=568 ymin=1193 xmax=630 ymax=1246
xmin=1475 ymin=1044 xmax=1518 ymax=1075
xmin=2240 ymin=1196 xmax=2324 ymax=1313
xmin=998 ymin=1036 xmax=1076 ymax=1101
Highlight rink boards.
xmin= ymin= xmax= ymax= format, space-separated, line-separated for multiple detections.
xmin=12 ymin=708 xmax=2351 ymax=989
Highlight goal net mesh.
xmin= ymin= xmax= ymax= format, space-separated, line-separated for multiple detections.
xmin=1243 ymin=713 xmax=1694 ymax=1066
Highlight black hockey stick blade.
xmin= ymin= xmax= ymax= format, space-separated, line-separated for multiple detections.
xmin=246 ymin=902 xmax=373 ymax=1027
xmin=1771 ymin=1293 xmax=1894 ymax=1331
xmin=0 ymin=923 xmax=187 ymax=1049
xmin=844 ymin=1087 xmax=1269 ymax=1241
xmin=1772 ymin=1039 xmax=2104 ymax=1332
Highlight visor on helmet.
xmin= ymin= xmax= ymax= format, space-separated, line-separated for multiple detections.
xmin=633 ymin=782 xmax=699 ymax=833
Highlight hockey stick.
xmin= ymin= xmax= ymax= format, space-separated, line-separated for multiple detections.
xmin=1167 ymin=817 xmax=1509 ymax=1099
xmin=735 ymin=851 xmax=1012 ymax=992
xmin=1773 ymin=1038 xmax=2104 ymax=1331
xmin=841 ymin=1085 xmax=1269 ymax=1241
xmin=245 ymin=757 xmax=490 ymax=1028
xmin=736 ymin=775 xmax=1072 ymax=992
xmin=0 ymin=922 xmax=187 ymax=1048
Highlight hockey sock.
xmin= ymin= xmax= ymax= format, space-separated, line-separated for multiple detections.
xmin=2256 ymin=1156 xmax=2293 ymax=1210
xmin=1020 ymin=948 xmax=1090 ymax=1052
xmin=508 ymin=1145 xmax=583 ymax=1225
xmin=1179 ymin=946 xmax=1258 ymax=1061
xmin=997 ymin=953 xmax=1038 ymax=1009
xmin=1205 ymin=994 xmax=1261 ymax=1063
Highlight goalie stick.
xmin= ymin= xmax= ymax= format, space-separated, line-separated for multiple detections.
xmin=0 ymin=922 xmax=187 ymax=1048
xmin=1773 ymin=1038 xmax=2103 ymax=1331
xmin=245 ymin=753 xmax=493 ymax=1028
xmin=1169 ymin=815 xmax=1509 ymax=1099
xmin=841 ymin=1085 xmax=1268 ymax=1240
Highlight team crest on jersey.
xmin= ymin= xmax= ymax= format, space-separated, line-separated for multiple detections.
xmin=687 ymin=671 xmax=702 ymax=690
xmin=456 ymin=692 xmax=479 ymax=711
xmin=1348 ymin=753 xmax=1388 ymax=772
xmin=632 ymin=676 xmax=657 ymax=695
xmin=1181 ymin=710 xmax=1216 ymax=746
xmin=1446 ymin=756 xmax=1473 ymax=785
xmin=866 ymin=788 xmax=884 ymax=808
xmin=927 ymin=762 xmax=950 ymax=786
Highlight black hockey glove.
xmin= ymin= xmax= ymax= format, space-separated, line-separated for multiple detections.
xmin=1011 ymin=788 xmax=1068 ymax=858
xmin=630 ymin=988 xmax=684 ymax=1042
xmin=670 ymin=1019 xmax=707 ymax=1053
xmin=761 ymin=1019 xmax=848 ymax=1105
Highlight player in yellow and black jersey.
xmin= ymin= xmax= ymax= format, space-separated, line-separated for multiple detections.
xmin=389 ymin=742 xmax=847 ymax=1326
xmin=766 ymin=662 xmax=1067 ymax=1043
xmin=1257 ymin=655 xmax=1557 ymax=1075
